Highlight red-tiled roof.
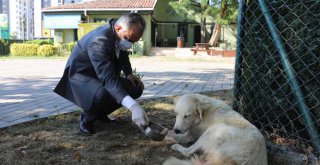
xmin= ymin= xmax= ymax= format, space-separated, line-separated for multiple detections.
xmin=43 ymin=0 xmax=157 ymax=11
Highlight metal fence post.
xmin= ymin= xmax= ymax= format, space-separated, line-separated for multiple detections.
xmin=232 ymin=0 xmax=246 ymax=111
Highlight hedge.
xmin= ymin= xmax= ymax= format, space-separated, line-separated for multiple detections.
xmin=37 ymin=45 xmax=55 ymax=57
xmin=11 ymin=43 xmax=39 ymax=56
xmin=10 ymin=43 xmax=56 ymax=56
xmin=24 ymin=39 xmax=53 ymax=45
xmin=66 ymin=42 xmax=77 ymax=52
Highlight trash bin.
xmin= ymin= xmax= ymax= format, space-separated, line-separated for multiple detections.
xmin=177 ymin=37 xmax=184 ymax=48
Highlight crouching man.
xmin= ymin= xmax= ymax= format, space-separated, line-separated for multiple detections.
xmin=54 ymin=13 xmax=149 ymax=135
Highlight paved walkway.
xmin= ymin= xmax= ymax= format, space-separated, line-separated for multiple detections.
xmin=0 ymin=56 xmax=235 ymax=128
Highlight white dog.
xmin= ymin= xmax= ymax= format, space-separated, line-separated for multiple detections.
xmin=164 ymin=94 xmax=267 ymax=165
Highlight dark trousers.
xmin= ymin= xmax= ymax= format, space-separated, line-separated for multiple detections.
xmin=82 ymin=77 xmax=143 ymax=122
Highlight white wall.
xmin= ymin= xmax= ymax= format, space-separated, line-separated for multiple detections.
xmin=34 ymin=0 xmax=42 ymax=38
xmin=51 ymin=0 xmax=58 ymax=7
xmin=9 ymin=0 xmax=18 ymax=39
xmin=26 ymin=0 xmax=34 ymax=40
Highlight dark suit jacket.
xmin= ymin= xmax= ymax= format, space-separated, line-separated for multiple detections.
xmin=54 ymin=19 xmax=133 ymax=111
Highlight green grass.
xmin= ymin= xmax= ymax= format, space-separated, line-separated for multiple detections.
xmin=0 ymin=53 xmax=234 ymax=63
xmin=129 ymin=53 xmax=144 ymax=58
xmin=0 ymin=53 xmax=141 ymax=59
xmin=0 ymin=54 xmax=70 ymax=59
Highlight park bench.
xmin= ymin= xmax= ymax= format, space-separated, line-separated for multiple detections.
xmin=190 ymin=24 xmax=220 ymax=55
xmin=190 ymin=43 xmax=211 ymax=55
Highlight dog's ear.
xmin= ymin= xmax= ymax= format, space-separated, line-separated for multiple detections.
xmin=193 ymin=97 xmax=203 ymax=121
xmin=195 ymin=106 xmax=203 ymax=121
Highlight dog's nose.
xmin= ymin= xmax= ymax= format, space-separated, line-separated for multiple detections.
xmin=174 ymin=129 xmax=181 ymax=134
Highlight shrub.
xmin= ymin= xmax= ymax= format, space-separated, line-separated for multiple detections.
xmin=37 ymin=44 xmax=55 ymax=57
xmin=66 ymin=42 xmax=76 ymax=52
xmin=11 ymin=43 xmax=39 ymax=56
xmin=24 ymin=39 xmax=53 ymax=45
xmin=0 ymin=39 xmax=9 ymax=55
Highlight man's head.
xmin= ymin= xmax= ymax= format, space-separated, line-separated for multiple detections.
xmin=114 ymin=13 xmax=146 ymax=50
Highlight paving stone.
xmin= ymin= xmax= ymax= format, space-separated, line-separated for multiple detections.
xmin=0 ymin=57 xmax=235 ymax=128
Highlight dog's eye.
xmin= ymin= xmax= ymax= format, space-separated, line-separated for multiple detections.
xmin=184 ymin=115 xmax=188 ymax=119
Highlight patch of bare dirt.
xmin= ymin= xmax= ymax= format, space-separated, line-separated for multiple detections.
xmin=0 ymin=90 xmax=232 ymax=165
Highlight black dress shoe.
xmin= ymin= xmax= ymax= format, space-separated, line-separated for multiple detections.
xmin=79 ymin=115 xmax=95 ymax=135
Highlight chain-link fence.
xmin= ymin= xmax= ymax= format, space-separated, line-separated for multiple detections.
xmin=233 ymin=0 xmax=320 ymax=157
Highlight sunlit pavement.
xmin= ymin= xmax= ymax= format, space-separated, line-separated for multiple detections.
xmin=0 ymin=56 xmax=235 ymax=128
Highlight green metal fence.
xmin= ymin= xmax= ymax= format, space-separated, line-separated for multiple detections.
xmin=233 ymin=0 xmax=320 ymax=156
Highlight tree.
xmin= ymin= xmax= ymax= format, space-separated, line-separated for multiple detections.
xmin=10 ymin=31 xmax=18 ymax=40
xmin=169 ymin=0 xmax=238 ymax=43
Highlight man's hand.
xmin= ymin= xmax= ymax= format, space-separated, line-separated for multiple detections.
xmin=127 ymin=74 xmax=144 ymax=91
xmin=129 ymin=103 xmax=149 ymax=131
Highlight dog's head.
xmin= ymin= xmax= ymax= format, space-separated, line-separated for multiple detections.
xmin=172 ymin=94 xmax=210 ymax=134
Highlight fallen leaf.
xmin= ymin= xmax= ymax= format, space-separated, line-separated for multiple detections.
xmin=73 ymin=151 xmax=81 ymax=162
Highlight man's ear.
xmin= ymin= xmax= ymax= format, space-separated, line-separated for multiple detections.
xmin=114 ymin=25 xmax=121 ymax=32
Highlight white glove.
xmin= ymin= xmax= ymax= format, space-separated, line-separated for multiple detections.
xmin=129 ymin=103 xmax=149 ymax=131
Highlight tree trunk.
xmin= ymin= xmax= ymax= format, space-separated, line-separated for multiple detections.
xmin=266 ymin=141 xmax=319 ymax=165
xmin=200 ymin=17 xmax=206 ymax=43
xmin=208 ymin=24 xmax=221 ymax=46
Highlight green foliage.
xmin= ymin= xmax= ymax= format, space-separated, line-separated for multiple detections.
xmin=37 ymin=45 xmax=56 ymax=57
xmin=10 ymin=43 xmax=56 ymax=56
xmin=10 ymin=32 xmax=18 ymax=40
xmin=0 ymin=39 xmax=9 ymax=55
xmin=54 ymin=44 xmax=67 ymax=56
xmin=11 ymin=43 xmax=39 ymax=56
xmin=24 ymin=39 xmax=53 ymax=45
xmin=66 ymin=42 xmax=76 ymax=52
xmin=120 ymin=68 xmax=144 ymax=79
xmin=169 ymin=0 xmax=238 ymax=42
xmin=169 ymin=0 xmax=238 ymax=25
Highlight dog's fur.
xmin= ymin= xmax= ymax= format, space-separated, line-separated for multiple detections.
xmin=164 ymin=94 xmax=267 ymax=165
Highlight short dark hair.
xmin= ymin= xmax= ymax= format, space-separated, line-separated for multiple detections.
xmin=115 ymin=13 xmax=146 ymax=34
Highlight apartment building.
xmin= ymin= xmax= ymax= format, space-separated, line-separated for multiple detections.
xmin=0 ymin=0 xmax=34 ymax=40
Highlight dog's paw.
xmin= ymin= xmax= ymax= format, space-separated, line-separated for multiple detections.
xmin=171 ymin=144 xmax=190 ymax=156
xmin=170 ymin=144 xmax=179 ymax=151
xmin=170 ymin=144 xmax=183 ymax=151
